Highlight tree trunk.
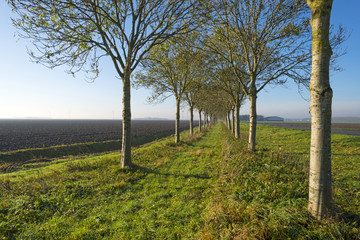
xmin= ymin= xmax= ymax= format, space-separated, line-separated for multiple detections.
xmin=175 ymin=97 xmax=181 ymax=143
xmin=248 ymin=87 xmax=257 ymax=151
xmin=189 ymin=105 xmax=194 ymax=136
xmin=231 ymin=108 xmax=235 ymax=135
xmin=204 ymin=113 xmax=208 ymax=127
xmin=121 ymin=69 xmax=132 ymax=167
xmin=306 ymin=0 xmax=334 ymax=220
xmin=227 ymin=111 xmax=231 ymax=130
xmin=235 ymin=98 xmax=240 ymax=139
xmin=198 ymin=110 xmax=202 ymax=132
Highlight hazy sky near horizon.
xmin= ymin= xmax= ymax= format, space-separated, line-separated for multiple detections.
xmin=0 ymin=2 xmax=359 ymax=120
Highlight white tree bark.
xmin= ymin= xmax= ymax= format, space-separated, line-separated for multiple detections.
xmin=227 ymin=111 xmax=231 ymax=130
xmin=175 ymin=97 xmax=181 ymax=143
xmin=231 ymin=108 xmax=235 ymax=135
xmin=189 ymin=105 xmax=194 ymax=136
xmin=121 ymin=67 xmax=132 ymax=167
xmin=198 ymin=110 xmax=202 ymax=132
xmin=248 ymin=80 xmax=257 ymax=151
xmin=235 ymin=98 xmax=240 ymax=139
xmin=306 ymin=0 xmax=334 ymax=220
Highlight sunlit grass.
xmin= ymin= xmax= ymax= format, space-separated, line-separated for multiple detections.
xmin=200 ymin=123 xmax=360 ymax=239
xmin=0 ymin=123 xmax=359 ymax=239
xmin=0 ymin=127 xmax=220 ymax=239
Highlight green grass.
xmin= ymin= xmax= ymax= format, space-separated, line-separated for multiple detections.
xmin=333 ymin=127 xmax=360 ymax=131
xmin=0 ymin=127 xmax=220 ymax=239
xmin=0 ymin=124 xmax=359 ymax=239
xmin=200 ymin=124 xmax=360 ymax=239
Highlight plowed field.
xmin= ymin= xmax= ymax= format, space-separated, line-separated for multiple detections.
xmin=0 ymin=120 xmax=193 ymax=152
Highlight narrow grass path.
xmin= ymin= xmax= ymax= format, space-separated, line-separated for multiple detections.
xmin=114 ymin=126 xmax=222 ymax=239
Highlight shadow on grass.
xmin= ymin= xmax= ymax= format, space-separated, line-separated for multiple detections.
xmin=130 ymin=164 xmax=213 ymax=180
xmin=335 ymin=207 xmax=360 ymax=230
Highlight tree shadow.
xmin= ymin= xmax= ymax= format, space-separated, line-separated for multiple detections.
xmin=334 ymin=207 xmax=360 ymax=229
xmin=130 ymin=164 xmax=213 ymax=180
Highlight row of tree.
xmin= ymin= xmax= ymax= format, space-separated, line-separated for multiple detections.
xmin=135 ymin=0 xmax=344 ymax=221
xmin=7 ymin=0 xmax=342 ymax=221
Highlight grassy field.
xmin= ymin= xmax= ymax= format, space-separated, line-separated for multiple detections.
xmin=0 ymin=124 xmax=359 ymax=239
xmin=202 ymin=124 xmax=360 ymax=239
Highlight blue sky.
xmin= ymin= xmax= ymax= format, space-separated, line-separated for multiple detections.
xmin=0 ymin=2 xmax=359 ymax=120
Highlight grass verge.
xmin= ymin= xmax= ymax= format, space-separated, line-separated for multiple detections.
xmin=0 ymin=123 xmax=359 ymax=239
xmin=200 ymin=123 xmax=360 ymax=239
xmin=0 ymin=126 xmax=221 ymax=239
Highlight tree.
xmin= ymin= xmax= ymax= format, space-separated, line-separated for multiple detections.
xmin=183 ymin=65 xmax=208 ymax=136
xmin=135 ymin=39 xmax=200 ymax=143
xmin=305 ymin=0 xmax=334 ymax=220
xmin=208 ymin=0 xmax=312 ymax=151
xmin=181 ymin=33 xmax=207 ymax=136
xmin=184 ymin=87 xmax=196 ymax=136
xmin=193 ymin=82 xmax=232 ymax=126
xmin=192 ymin=87 xmax=209 ymax=132
xmin=208 ymin=53 xmax=246 ymax=138
xmin=7 ymin=0 xmax=199 ymax=167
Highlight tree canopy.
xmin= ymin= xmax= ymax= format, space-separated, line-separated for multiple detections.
xmin=8 ymin=0 xmax=201 ymax=166
xmin=135 ymin=36 xmax=203 ymax=142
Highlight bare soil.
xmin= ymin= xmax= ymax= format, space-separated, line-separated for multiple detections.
xmin=0 ymin=120 xmax=193 ymax=152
